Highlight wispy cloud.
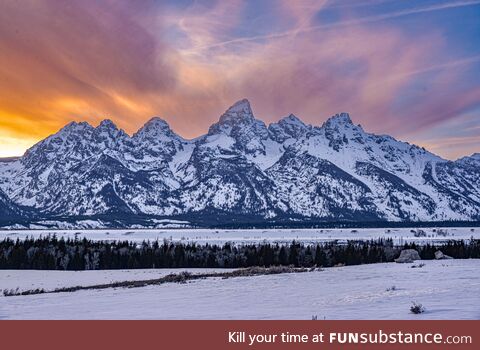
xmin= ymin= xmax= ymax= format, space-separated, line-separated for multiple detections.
xmin=366 ymin=54 xmax=480 ymax=89
xmin=189 ymin=0 xmax=480 ymax=52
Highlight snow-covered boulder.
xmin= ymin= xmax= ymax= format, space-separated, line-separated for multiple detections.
xmin=435 ymin=250 xmax=453 ymax=260
xmin=395 ymin=249 xmax=421 ymax=263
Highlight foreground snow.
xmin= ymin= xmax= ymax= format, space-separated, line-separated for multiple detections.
xmin=0 ymin=227 xmax=478 ymax=245
xmin=1 ymin=260 xmax=479 ymax=320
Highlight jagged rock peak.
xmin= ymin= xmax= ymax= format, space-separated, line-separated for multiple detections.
xmin=97 ymin=119 xmax=118 ymax=129
xmin=226 ymin=98 xmax=252 ymax=113
xmin=278 ymin=114 xmax=306 ymax=126
xmin=60 ymin=121 xmax=94 ymax=132
xmin=95 ymin=119 xmax=130 ymax=142
xmin=324 ymin=112 xmax=353 ymax=126
xmin=219 ymin=98 xmax=254 ymax=123
xmin=134 ymin=117 xmax=181 ymax=141
xmin=138 ymin=117 xmax=171 ymax=132
xmin=269 ymin=114 xmax=311 ymax=142
xmin=145 ymin=116 xmax=170 ymax=126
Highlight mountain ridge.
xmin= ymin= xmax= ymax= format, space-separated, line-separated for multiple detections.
xmin=0 ymin=99 xmax=478 ymax=228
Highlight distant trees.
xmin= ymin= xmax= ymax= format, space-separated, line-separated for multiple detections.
xmin=0 ymin=236 xmax=478 ymax=271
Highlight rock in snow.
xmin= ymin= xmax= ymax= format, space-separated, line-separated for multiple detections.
xmin=434 ymin=250 xmax=453 ymax=260
xmin=0 ymin=99 xmax=479 ymax=225
xmin=395 ymin=249 xmax=422 ymax=263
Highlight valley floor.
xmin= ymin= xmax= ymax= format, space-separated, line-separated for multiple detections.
xmin=1 ymin=259 xmax=479 ymax=320
xmin=1 ymin=226 xmax=478 ymax=245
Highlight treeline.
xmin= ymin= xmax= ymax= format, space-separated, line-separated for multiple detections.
xmin=0 ymin=236 xmax=479 ymax=270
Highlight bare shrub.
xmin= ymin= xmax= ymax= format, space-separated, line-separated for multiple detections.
xmin=411 ymin=263 xmax=426 ymax=268
xmin=410 ymin=302 xmax=425 ymax=314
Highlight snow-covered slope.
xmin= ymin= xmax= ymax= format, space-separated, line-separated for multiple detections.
xmin=0 ymin=188 xmax=25 ymax=219
xmin=0 ymin=99 xmax=478 ymax=224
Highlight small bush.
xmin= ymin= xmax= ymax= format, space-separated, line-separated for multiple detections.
xmin=3 ymin=288 xmax=19 ymax=297
xmin=411 ymin=263 xmax=426 ymax=268
xmin=3 ymin=287 xmax=45 ymax=297
xmin=410 ymin=302 xmax=425 ymax=314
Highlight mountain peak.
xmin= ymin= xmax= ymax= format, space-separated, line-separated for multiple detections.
xmin=143 ymin=117 xmax=171 ymax=130
xmin=97 ymin=119 xmax=118 ymax=130
xmin=279 ymin=114 xmax=305 ymax=126
xmin=326 ymin=112 xmax=353 ymax=125
xmin=322 ymin=113 xmax=358 ymax=133
xmin=218 ymin=99 xmax=254 ymax=124
xmin=60 ymin=121 xmax=93 ymax=133
xmin=209 ymin=99 xmax=258 ymax=136
xmin=226 ymin=98 xmax=251 ymax=113
xmin=134 ymin=117 xmax=179 ymax=140
xmin=269 ymin=114 xmax=310 ymax=142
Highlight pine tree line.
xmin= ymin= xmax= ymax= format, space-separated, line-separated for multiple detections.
xmin=0 ymin=236 xmax=478 ymax=270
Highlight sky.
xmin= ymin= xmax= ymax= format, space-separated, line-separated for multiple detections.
xmin=0 ymin=0 xmax=479 ymax=160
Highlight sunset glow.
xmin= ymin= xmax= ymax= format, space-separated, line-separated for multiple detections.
xmin=0 ymin=0 xmax=479 ymax=159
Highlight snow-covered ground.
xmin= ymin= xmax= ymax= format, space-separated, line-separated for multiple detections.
xmin=0 ymin=227 xmax=477 ymax=245
xmin=1 ymin=259 xmax=479 ymax=320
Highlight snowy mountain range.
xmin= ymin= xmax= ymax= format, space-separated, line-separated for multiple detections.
xmin=0 ymin=99 xmax=479 ymax=228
